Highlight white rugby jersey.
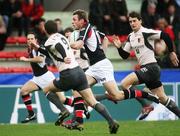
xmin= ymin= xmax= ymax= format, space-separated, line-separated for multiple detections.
xmin=44 ymin=33 xmax=78 ymax=72
xmin=123 ymin=26 xmax=161 ymax=65
xmin=69 ymin=30 xmax=89 ymax=69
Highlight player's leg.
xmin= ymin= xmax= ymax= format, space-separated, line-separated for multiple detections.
xmin=43 ymin=81 xmax=70 ymax=125
xmin=151 ymin=85 xmax=180 ymax=118
xmin=79 ymin=88 xmax=119 ymax=134
xmin=20 ymin=80 xmax=39 ymax=123
xmin=102 ymin=76 xmax=159 ymax=103
xmin=121 ymin=85 xmax=154 ymax=120
xmin=118 ymin=72 xmax=159 ymax=103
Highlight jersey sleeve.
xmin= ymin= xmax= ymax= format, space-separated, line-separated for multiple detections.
xmin=78 ymin=23 xmax=91 ymax=42
xmin=123 ymin=36 xmax=131 ymax=53
xmin=147 ymin=29 xmax=161 ymax=40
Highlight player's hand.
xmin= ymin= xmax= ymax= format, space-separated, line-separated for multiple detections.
xmin=30 ymin=42 xmax=40 ymax=50
xmin=112 ymin=35 xmax=122 ymax=48
xmin=64 ymin=57 xmax=71 ymax=64
xmin=19 ymin=56 xmax=28 ymax=61
xmin=169 ymin=52 xmax=179 ymax=67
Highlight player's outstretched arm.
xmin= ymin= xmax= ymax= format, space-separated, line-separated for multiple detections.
xmin=112 ymin=35 xmax=122 ymax=48
xmin=169 ymin=52 xmax=179 ymax=67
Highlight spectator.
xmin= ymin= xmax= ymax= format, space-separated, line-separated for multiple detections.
xmin=140 ymin=0 xmax=158 ymax=15
xmin=0 ymin=15 xmax=7 ymax=51
xmin=89 ymin=0 xmax=104 ymax=32
xmin=54 ymin=18 xmax=64 ymax=35
xmin=141 ymin=2 xmax=160 ymax=29
xmin=111 ymin=0 xmax=131 ymax=35
xmin=164 ymin=3 xmax=180 ymax=48
xmin=156 ymin=18 xmax=175 ymax=41
xmin=22 ymin=0 xmax=44 ymax=36
xmin=101 ymin=0 xmax=114 ymax=35
xmin=0 ymin=0 xmax=23 ymax=36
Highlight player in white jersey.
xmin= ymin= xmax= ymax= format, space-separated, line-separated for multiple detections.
xmin=60 ymin=28 xmax=90 ymax=128
xmin=32 ymin=20 xmax=119 ymax=134
xmin=20 ymin=32 xmax=70 ymax=123
xmin=112 ymin=11 xmax=180 ymax=119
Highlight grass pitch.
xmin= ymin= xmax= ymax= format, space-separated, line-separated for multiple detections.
xmin=0 ymin=120 xmax=180 ymax=136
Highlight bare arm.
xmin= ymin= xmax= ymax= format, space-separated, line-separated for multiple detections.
xmin=112 ymin=35 xmax=122 ymax=48
xmin=70 ymin=40 xmax=84 ymax=50
xmin=169 ymin=52 xmax=179 ymax=67
xmin=112 ymin=35 xmax=130 ymax=59
xmin=160 ymin=32 xmax=179 ymax=67
xmin=20 ymin=56 xmax=44 ymax=63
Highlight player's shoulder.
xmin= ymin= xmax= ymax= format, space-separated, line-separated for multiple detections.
xmin=142 ymin=27 xmax=160 ymax=34
xmin=44 ymin=33 xmax=61 ymax=46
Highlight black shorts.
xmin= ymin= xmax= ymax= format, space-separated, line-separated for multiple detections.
xmin=135 ymin=63 xmax=162 ymax=89
xmin=53 ymin=66 xmax=89 ymax=92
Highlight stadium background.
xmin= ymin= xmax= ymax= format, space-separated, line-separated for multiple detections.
xmin=0 ymin=0 xmax=180 ymax=124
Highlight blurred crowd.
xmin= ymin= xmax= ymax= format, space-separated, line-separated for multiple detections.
xmin=0 ymin=0 xmax=180 ymax=68
xmin=0 ymin=0 xmax=44 ymax=50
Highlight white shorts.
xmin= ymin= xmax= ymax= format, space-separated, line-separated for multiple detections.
xmin=85 ymin=58 xmax=115 ymax=84
xmin=30 ymin=71 xmax=55 ymax=89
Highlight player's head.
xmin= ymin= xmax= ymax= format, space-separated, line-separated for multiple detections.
xmin=128 ymin=11 xmax=142 ymax=32
xmin=27 ymin=32 xmax=37 ymax=47
xmin=64 ymin=27 xmax=74 ymax=38
xmin=72 ymin=9 xmax=88 ymax=30
xmin=44 ymin=20 xmax=58 ymax=35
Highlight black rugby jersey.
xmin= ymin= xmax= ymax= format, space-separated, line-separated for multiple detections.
xmin=78 ymin=23 xmax=106 ymax=65
xmin=28 ymin=48 xmax=48 ymax=76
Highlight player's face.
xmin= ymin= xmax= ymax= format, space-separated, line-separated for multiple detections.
xmin=27 ymin=34 xmax=36 ymax=47
xmin=72 ymin=15 xmax=82 ymax=30
xmin=129 ymin=17 xmax=142 ymax=32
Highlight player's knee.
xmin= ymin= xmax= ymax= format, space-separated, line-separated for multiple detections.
xmin=20 ymin=88 xmax=29 ymax=95
xmin=43 ymin=87 xmax=49 ymax=94
xmin=159 ymin=96 xmax=168 ymax=104
xmin=109 ymin=92 xmax=124 ymax=101
xmin=120 ymin=82 xmax=129 ymax=89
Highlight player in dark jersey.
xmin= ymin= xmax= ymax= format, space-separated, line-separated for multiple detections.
xmin=68 ymin=9 xmax=160 ymax=127
xmin=20 ymin=32 xmax=70 ymax=123
xmin=31 ymin=20 xmax=119 ymax=134
xmin=112 ymin=11 xmax=180 ymax=119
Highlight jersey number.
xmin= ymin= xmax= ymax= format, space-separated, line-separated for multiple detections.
xmin=61 ymin=37 xmax=70 ymax=50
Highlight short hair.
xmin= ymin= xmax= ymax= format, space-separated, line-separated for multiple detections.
xmin=73 ymin=9 xmax=88 ymax=22
xmin=129 ymin=11 xmax=142 ymax=20
xmin=44 ymin=20 xmax=57 ymax=35
xmin=64 ymin=27 xmax=74 ymax=33
xmin=27 ymin=31 xmax=37 ymax=39
xmin=54 ymin=18 xmax=62 ymax=23
xmin=37 ymin=18 xmax=46 ymax=24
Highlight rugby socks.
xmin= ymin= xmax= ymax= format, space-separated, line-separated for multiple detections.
xmin=73 ymin=97 xmax=84 ymax=124
xmin=46 ymin=92 xmax=67 ymax=112
xmin=136 ymin=98 xmax=150 ymax=107
xmin=93 ymin=103 xmax=114 ymax=125
xmin=22 ymin=94 xmax=34 ymax=116
xmin=64 ymin=97 xmax=73 ymax=106
xmin=122 ymin=88 xmax=148 ymax=99
xmin=164 ymin=98 xmax=180 ymax=118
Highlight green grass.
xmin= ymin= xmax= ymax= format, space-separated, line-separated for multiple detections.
xmin=0 ymin=120 xmax=180 ymax=136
